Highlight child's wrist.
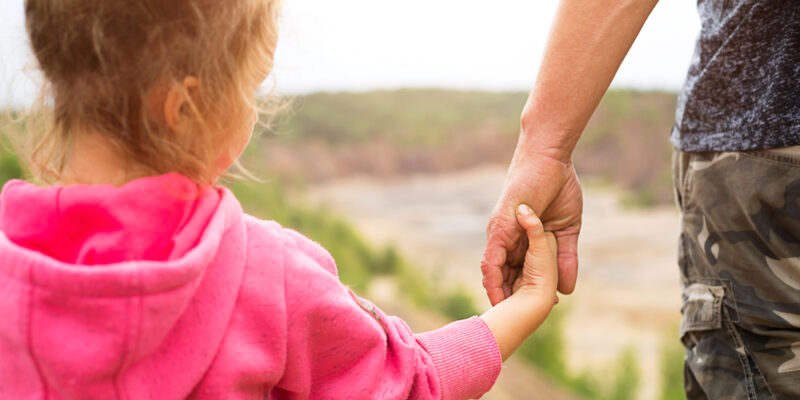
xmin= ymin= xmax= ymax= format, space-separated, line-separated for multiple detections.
xmin=509 ymin=287 xmax=557 ymax=335
xmin=510 ymin=285 xmax=558 ymax=309
xmin=480 ymin=288 xmax=556 ymax=361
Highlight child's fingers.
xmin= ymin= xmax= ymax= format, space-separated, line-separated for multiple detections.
xmin=515 ymin=204 xmax=558 ymax=293
xmin=532 ymin=232 xmax=558 ymax=284
xmin=542 ymin=232 xmax=559 ymax=297
xmin=546 ymin=233 xmax=557 ymax=255
xmin=516 ymin=204 xmax=545 ymax=240
xmin=516 ymin=204 xmax=548 ymax=257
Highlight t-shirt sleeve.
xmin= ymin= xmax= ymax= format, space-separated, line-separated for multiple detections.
xmin=276 ymin=229 xmax=501 ymax=400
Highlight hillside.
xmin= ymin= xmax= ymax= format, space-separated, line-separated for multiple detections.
xmin=257 ymin=89 xmax=677 ymax=205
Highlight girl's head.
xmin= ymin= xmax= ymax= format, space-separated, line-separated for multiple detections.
xmin=24 ymin=0 xmax=280 ymax=184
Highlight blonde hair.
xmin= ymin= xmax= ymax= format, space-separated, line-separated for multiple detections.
xmin=23 ymin=0 xmax=280 ymax=184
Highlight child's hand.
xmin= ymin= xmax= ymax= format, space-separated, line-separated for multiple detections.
xmin=480 ymin=204 xmax=561 ymax=361
xmin=510 ymin=204 xmax=558 ymax=302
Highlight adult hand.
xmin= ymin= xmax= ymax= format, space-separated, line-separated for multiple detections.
xmin=479 ymin=0 xmax=654 ymax=307
xmin=482 ymin=142 xmax=582 ymax=306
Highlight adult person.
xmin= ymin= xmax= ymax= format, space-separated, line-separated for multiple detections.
xmin=481 ymin=0 xmax=800 ymax=397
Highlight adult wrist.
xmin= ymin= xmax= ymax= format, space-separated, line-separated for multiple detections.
xmin=518 ymin=113 xmax=579 ymax=164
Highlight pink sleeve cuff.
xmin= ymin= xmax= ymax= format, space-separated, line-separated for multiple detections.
xmin=415 ymin=317 xmax=502 ymax=400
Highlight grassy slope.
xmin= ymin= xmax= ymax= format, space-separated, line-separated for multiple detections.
xmin=264 ymin=89 xmax=677 ymax=205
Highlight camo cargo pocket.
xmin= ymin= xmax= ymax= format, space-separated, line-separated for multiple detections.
xmin=679 ymin=282 xmax=774 ymax=399
xmin=680 ymin=282 xmax=724 ymax=339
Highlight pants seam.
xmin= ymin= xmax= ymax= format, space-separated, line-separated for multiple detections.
xmin=723 ymin=307 xmax=758 ymax=400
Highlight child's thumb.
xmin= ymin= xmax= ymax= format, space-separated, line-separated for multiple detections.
xmin=516 ymin=204 xmax=558 ymax=292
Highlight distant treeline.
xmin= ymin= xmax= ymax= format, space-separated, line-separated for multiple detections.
xmin=260 ymin=89 xmax=678 ymax=206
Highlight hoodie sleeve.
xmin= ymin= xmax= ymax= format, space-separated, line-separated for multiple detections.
xmin=276 ymin=229 xmax=501 ymax=400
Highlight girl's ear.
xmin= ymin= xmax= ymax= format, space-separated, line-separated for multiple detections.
xmin=164 ymin=76 xmax=200 ymax=134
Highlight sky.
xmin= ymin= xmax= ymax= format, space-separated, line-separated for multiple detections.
xmin=1 ymin=1 xmax=701 ymax=107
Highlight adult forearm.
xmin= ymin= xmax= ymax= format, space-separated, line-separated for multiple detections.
xmin=520 ymin=0 xmax=657 ymax=162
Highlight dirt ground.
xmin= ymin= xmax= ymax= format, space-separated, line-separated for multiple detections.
xmin=306 ymin=165 xmax=683 ymax=399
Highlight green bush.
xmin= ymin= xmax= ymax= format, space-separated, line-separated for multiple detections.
xmin=272 ymin=89 xmax=527 ymax=148
xmin=620 ymin=186 xmax=656 ymax=209
xmin=660 ymin=330 xmax=686 ymax=400
xmin=0 ymin=150 xmax=23 ymax=187
xmin=374 ymin=246 xmax=402 ymax=275
xmin=607 ymin=348 xmax=640 ymax=400
xmin=517 ymin=306 xmax=568 ymax=382
xmin=440 ymin=287 xmax=479 ymax=321
xmin=395 ymin=263 xmax=434 ymax=308
xmin=516 ymin=305 xmax=645 ymax=400
xmin=0 ymin=117 xmax=25 ymax=187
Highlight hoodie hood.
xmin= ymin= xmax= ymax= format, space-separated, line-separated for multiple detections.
xmin=0 ymin=173 xmax=249 ymax=399
xmin=0 ymin=173 xmax=219 ymax=265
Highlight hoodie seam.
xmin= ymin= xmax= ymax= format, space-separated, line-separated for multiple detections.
xmin=113 ymin=266 xmax=142 ymax=400
xmin=279 ymin=227 xmax=289 ymax=388
xmin=112 ymin=280 xmax=132 ymax=400
xmin=131 ymin=270 xmax=145 ymax=399
xmin=184 ymin=207 xmax=246 ymax=398
xmin=26 ymin=262 xmax=49 ymax=399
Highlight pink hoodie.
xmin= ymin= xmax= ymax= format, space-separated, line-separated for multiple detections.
xmin=0 ymin=173 xmax=501 ymax=399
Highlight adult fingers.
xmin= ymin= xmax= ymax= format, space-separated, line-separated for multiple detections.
xmin=482 ymin=206 xmax=526 ymax=305
xmin=481 ymin=232 xmax=507 ymax=306
xmin=555 ymin=231 xmax=579 ymax=294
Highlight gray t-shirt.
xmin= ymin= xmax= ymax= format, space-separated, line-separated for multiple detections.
xmin=671 ymin=0 xmax=800 ymax=152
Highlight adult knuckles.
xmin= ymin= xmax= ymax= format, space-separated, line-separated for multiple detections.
xmin=486 ymin=214 xmax=519 ymax=244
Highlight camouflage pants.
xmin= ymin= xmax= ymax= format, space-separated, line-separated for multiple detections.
xmin=674 ymin=147 xmax=800 ymax=399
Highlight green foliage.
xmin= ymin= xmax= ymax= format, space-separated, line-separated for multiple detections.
xmin=265 ymin=88 xmax=679 ymax=206
xmin=569 ymin=370 xmax=603 ymax=399
xmin=517 ymin=306 xmax=644 ymax=400
xmin=440 ymin=287 xmax=479 ymax=321
xmin=607 ymin=348 xmax=640 ymax=400
xmin=0 ymin=150 xmax=23 ymax=187
xmin=517 ymin=307 xmax=568 ymax=380
xmin=374 ymin=246 xmax=401 ymax=275
xmin=395 ymin=263 xmax=434 ymax=308
xmin=568 ymin=347 xmax=640 ymax=400
xmin=620 ymin=186 xmax=656 ymax=209
xmin=271 ymin=89 xmax=528 ymax=148
xmin=660 ymin=329 xmax=686 ymax=400
xmin=0 ymin=115 xmax=26 ymax=186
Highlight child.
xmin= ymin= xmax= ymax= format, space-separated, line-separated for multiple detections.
xmin=0 ymin=1 xmax=559 ymax=399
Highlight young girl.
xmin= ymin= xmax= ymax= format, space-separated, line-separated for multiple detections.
xmin=0 ymin=1 xmax=558 ymax=399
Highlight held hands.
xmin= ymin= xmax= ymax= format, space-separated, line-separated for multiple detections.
xmin=511 ymin=204 xmax=558 ymax=300
xmin=479 ymin=204 xmax=559 ymax=361
xmin=482 ymin=148 xmax=582 ymax=305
